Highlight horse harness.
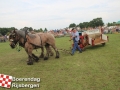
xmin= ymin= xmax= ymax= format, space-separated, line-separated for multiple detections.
xmin=25 ymin=33 xmax=43 ymax=49
xmin=24 ymin=30 xmax=27 ymax=46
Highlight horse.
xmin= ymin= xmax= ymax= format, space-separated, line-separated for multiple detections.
xmin=9 ymin=30 xmax=54 ymax=65
xmin=25 ymin=32 xmax=60 ymax=64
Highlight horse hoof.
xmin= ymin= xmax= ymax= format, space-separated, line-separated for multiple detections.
xmin=39 ymin=55 xmax=44 ymax=58
xmin=44 ymin=57 xmax=48 ymax=60
xmin=34 ymin=58 xmax=39 ymax=62
xmin=55 ymin=56 xmax=59 ymax=58
xmin=27 ymin=62 xmax=33 ymax=65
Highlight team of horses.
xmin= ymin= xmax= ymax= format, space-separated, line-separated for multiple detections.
xmin=8 ymin=29 xmax=90 ymax=65
xmin=9 ymin=29 xmax=59 ymax=65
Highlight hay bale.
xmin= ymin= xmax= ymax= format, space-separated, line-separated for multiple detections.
xmin=88 ymin=33 xmax=101 ymax=39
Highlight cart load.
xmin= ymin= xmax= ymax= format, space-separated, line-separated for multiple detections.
xmin=72 ymin=29 xmax=108 ymax=50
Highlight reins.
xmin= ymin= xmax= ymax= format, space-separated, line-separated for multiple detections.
xmin=57 ymin=48 xmax=71 ymax=54
xmin=13 ymin=36 xmax=22 ymax=52
xmin=15 ymin=43 xmax=22 ymax=52
xmin=15 ymin=30 xmax=27 ymax=52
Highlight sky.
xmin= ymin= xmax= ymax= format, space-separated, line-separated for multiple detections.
xmin=0 ymin=0 xmax=120 ymax=30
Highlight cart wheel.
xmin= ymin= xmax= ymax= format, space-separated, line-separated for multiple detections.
xmin=102 ymin=43 xmax=105 ymax=46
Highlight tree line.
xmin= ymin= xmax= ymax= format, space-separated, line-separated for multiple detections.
xmin=69 ymin=17 xmax=116 ymax=29
xmin=0 ymin=27 xmax=48 ymax=36
xmin=0 ymin=17 xmax=116 ymax=36
xmin=20 ymin=27 xmax=48 ymax=32
xmin=0 ymin=27 xmax=15 ymax=36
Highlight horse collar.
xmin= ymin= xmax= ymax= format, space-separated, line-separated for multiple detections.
xmin=24 ymin=30 xmax=28 ymax=45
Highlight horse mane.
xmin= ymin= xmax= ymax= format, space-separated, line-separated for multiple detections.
xmin=16 ymin=30 xmax=37 ymax=38
xmin=15 ymin=30 xmax=25 ymax=38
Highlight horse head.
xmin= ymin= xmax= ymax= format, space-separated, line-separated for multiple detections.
xmin=9 ymin=29 xmax=20 ymax=48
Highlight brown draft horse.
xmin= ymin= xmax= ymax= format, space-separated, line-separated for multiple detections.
xmin=26 ymin=32 xmax=60 ymax=64
xmin=9 ymin=30 xmax=54 ymax=65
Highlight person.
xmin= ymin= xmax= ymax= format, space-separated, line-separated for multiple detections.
xmin=100 ymin=27 xmax=104 ymax=34
xmin=70 ymin=28 xmax=82 ymax=55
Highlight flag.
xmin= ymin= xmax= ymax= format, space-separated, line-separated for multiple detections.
xmin=0 ymin=74 xmax=12 ymax=88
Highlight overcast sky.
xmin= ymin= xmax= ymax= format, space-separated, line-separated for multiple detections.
xmin=0 ymin=0 xmax=120 ymax=30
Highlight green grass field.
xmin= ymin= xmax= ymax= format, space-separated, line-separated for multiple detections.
xmin=0 ymin=34 xmax=120 ymax=90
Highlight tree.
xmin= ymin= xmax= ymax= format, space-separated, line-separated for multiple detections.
xmin=89 ymin=20 xmax=95 ymax=28
xmin=83 ymin=22 xmax=90 ymax=28
xmin=107 ymin=22 xmax=116 ymax=27
xmin=39 ymin=28 xmax=43 ymax=32
xmin=69 ymin=17 xmax=104 ymax=29
xmin=89 ymin=18 xmax=104 ymax=28
xmin=79 ymin=23 xmax=85 ymax=29
xmin=0 ymin=27 xmax=15 ymax=35
xmin=44 ymin=28 xmax=48 ymax=32
xmin=69 ymin=23 xmax=76 ymax=28
xmin=23 ymin=27 xmax=28 ymax=30
xmin=29 ymin=27 xmax=33 ymax=31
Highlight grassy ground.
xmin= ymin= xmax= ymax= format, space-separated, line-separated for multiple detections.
xmin=0 ymin=34 xmax=120 ymax=90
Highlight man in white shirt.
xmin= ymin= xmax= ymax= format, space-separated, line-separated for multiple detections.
xmin=70 ymin=28 xmax=82 ymax=55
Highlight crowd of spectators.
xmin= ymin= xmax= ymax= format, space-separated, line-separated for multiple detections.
xmin=47 ymin=26 xmax=120 ymax=38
